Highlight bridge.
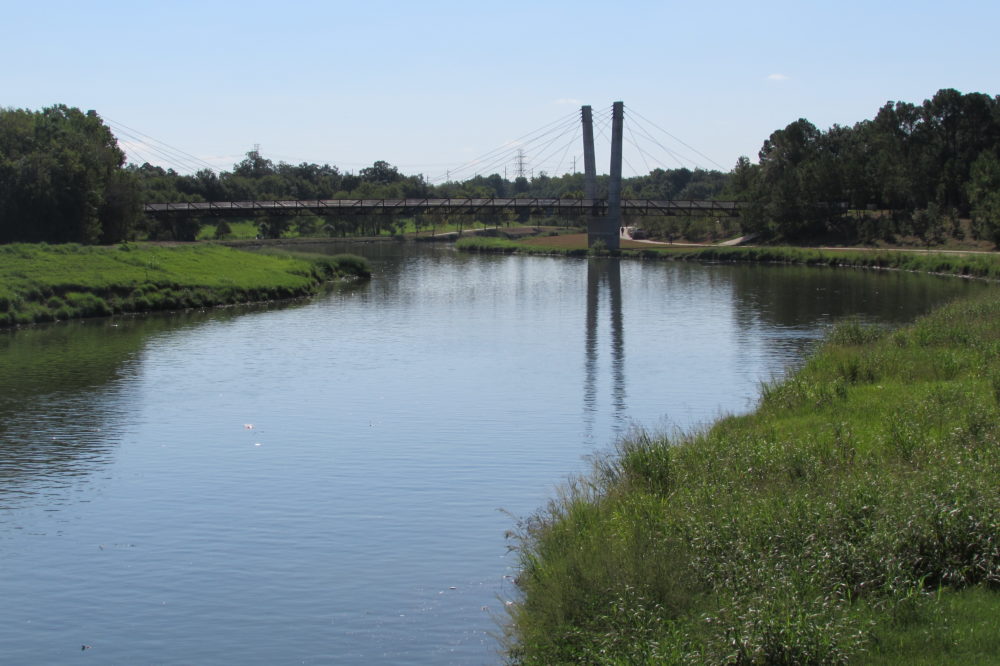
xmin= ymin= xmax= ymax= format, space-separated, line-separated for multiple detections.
xmin=142 ymin=102 xmax=742 ymax=249
xmin=143 ymin=197 xmax=741 ymax=217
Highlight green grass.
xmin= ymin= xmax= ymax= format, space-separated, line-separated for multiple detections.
xmin=196 ymin=216 xmax=508 ymax=240
xmin=0 ymin=243 xmax=370 ymax=327
xmin=457 ymin=236 xmax=591 ymax=256
xmin=197 ymin=219 xmax=261 ymax=240
xmin=864 ymin=586 xmax=1000 ymax=665
xmin=506 ymin=292 xmax=1000 ymax=664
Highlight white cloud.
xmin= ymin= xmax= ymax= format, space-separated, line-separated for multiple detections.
xmin=767 ymin=73 xmax=790 ymax=82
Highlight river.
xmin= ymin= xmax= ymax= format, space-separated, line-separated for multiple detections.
xmin=0 ymin=244 xmax=984 ymax=664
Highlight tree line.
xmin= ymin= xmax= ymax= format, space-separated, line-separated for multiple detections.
xmin=136 ymin=148 xmax=728 ymax=205
xmin=3 ymin=91 xmax=999 ymax=245
xmin=730 ymin=88 xmax=1000 ymax=245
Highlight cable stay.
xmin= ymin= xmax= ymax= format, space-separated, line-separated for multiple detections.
xmin=104 ymin=118 xmax=220 ymax=175
xmin=624 ymin=105 xmax=728 ymax=171
xmin=110 ymin=101 xmax=729 ymax=184
xmin=426 ymin=108 xmax=583 ymax=184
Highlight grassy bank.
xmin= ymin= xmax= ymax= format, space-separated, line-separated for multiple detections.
xmin=0 ymin=243 xmax=370 ymax=327
xmin=507 ymin=290 xmax=1000 ymax=663
xmin=457 ymin=236 xmax=1000 ymax=280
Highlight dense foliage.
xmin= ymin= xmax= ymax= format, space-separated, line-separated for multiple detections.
xmin=0 ymin=105 xmax=141 ymax=244
xmin=730 ymin=89 xmax=1000 ymax=245
xmin=134 ymin=154 xmax=728 ymax=205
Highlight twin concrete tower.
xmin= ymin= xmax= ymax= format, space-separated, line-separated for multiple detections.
xmin=582 ymin=101 xmax=623 ymax=250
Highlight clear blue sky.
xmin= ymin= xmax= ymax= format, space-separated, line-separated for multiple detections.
xmin=4 ymin=0 xmax=998 ymax=179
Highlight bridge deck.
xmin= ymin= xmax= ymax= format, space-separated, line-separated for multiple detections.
xmin=143 ymin=198 xmax=742 ymax=217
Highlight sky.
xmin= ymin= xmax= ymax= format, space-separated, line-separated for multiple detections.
xmin=3 ymin=0 xmax=999 ymax=180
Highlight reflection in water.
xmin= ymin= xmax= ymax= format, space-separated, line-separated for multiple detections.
xmin=584 ymin=258 xmax=626 ymax=437
xmin=0 ymin=306 xmax=290 ymax=510
xmin=0 ymin=319 xmax=143 ymax=508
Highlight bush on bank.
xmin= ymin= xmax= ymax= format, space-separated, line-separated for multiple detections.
xmin=506 ymin=292 xmax=1000 ymax=664
xmin=0 ymin=243 xmax=370 ymax=327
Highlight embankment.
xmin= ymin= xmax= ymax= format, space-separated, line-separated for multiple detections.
xmin=505 ymin=251 xmax=1000 ymax=663
xmin=0 ymin=243 xmax=370 ymax=327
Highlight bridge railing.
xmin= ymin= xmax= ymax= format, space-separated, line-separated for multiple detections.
xmin=143 ymin=198 xmax=744 ymax=217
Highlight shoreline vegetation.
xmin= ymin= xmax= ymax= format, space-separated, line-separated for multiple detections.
xmin=456 ymin=235 xmax=1000 ymax=281
xmin=481 ymin=238 xmax=1000 ymax=663
xmin=0 ymin=243 xmax=370 ymax=328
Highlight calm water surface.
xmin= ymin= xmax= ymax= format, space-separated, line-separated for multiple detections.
xmin=0 ymin=245 xmax=984 ymax=663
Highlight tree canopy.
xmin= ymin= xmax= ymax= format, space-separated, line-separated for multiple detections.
xmin=0 ymin=105 xmax=140 ymax=243
xmin=729 ymin=88 xmax=1000 ymax=244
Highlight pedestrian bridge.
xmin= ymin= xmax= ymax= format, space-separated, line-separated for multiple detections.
xmin=143 ymin=197 xmax=742 ymax=217
xmin=143 ymin=102 xmax=743 ymax=248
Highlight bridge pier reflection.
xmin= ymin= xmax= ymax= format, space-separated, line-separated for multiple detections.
xmin=584 ymin=258 xmax=627 ymax=437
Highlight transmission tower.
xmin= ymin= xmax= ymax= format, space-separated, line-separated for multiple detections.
xmin=514 ymin=149 xmax=527 ymax=179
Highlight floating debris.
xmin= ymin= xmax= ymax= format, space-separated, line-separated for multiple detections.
xmin=243 ymin=424 xmax=255 ymax=430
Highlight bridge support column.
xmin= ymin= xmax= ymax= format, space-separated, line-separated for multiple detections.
xmin=582 ymin=105 xmax=602 ymax=249
xmin=584 ymin=102 xmax=623 ymax=250
xmin=582 ymin=106 xmax=597 ymax=202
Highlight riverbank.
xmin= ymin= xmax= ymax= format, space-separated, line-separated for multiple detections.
xmin=507 ymin=284 xmax=1000 ymax=662
xmin=0 ymin=243 xmax=370 ymax=328
xmin=457 ymin=235 xmax=1000 ymax=280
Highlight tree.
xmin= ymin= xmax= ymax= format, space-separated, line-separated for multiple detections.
xmin=233 ymin=148 xmax=275 ymax=178
xmin=359 ymin=160 xmax=402 ymax=185
xmin=0 ymin=104 xmax=140 ymax=243
xmin=911 ymin=202 xmax=947 ymax=248
xmin=967 ymin=150 xmax=1000 ymax=245
xmin=756 ymin=118 xmax=824 ymax=238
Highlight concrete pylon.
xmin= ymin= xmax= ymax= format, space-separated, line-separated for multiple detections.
xmin=582 ymin=106 xmax=597 ymax=201
xmin=605 ymin=101 xmax=624 ymax=250
xmin=583 ymin=102 xmax=623 ymax=250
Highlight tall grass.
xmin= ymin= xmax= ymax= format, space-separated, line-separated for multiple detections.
xmin=0 ymin=243 xmax=370 ymax=327
xmin=507 ymin=292 xmax=1000 ymax=663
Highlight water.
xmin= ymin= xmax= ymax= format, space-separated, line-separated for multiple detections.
xmin=0 ymin=245 xmax=984 ymax=664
